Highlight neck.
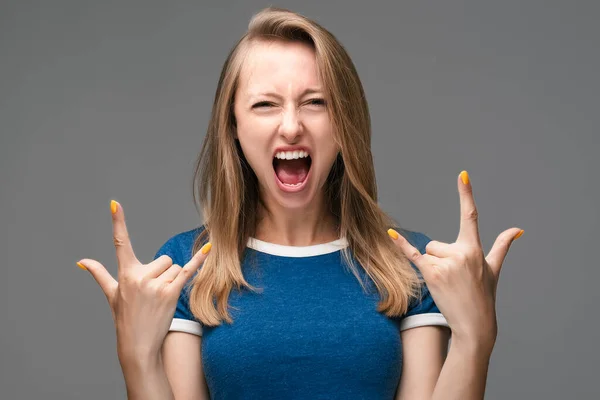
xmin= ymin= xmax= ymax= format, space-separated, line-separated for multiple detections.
xmin=254 ymin=193 xmax=339 ymax=247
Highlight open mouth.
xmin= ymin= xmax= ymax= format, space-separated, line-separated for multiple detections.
xmin=272 ymin=151 xmax=312 ymax=188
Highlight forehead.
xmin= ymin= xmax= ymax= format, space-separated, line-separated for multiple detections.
xmin=238 ymin=40 xmax=321 ymax=96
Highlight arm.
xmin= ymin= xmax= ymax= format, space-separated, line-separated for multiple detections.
xmin=117 ymin=330 xmax=209 ymax=400
xmin=162 ymin=331 xmax=210 ymax=400
xmin=395 ymin=326 xmax=493 ymax=400
xmin=118 ymin=350 xmax=174 ymax=400
xmin=430 ymin=335 xmax=493 ymax=400
xmin=395 ymin=326 xmax=450 ymax=400
xmin=79 ymin=201 xmax=211 ymax=400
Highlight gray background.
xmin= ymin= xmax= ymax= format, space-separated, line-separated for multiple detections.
xmin=1 ymin=0 xmax=597 ymax=398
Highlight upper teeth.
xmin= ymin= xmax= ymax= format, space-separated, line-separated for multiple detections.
xmin=275 ymin=150 xmax=309 ymax=160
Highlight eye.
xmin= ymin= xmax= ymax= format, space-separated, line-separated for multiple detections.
xmin=306 ymin=98 xmax=326 ymax=107
xmin=252 ymin=101 xmax=274 ymax=108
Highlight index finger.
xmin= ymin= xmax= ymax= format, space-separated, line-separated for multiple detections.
xmin=110 ymin=200 xmax=138 ymax=268
xmin=457 ymin=171 xmax=482 ymax=247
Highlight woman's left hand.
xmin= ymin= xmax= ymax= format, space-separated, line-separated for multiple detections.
xmin=388 ymin=170 xmax=523 ymax=351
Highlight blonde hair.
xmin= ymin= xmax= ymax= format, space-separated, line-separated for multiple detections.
xmin=188 ymin=7 xmax=422 ymax=326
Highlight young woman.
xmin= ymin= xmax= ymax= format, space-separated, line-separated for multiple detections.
xmin=77 ymin=7 xmax=523 ymax=400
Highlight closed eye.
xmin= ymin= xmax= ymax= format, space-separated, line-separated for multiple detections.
xmin=307 ymin=98 xmax=326 ymax=106
xmin=252 ymin=101 xmax=274 ymax=108
xmin=252 ymin=99 xmax=326 ymax=109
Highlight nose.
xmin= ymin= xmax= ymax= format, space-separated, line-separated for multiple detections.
xmin=278 ymin=105 xmax=302 ymax=142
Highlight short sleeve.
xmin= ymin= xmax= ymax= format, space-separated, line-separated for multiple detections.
xmin=399 ymin=230 xmax=450 ymax=332
xmin=153 ymin=234 xmax=203 ymax=337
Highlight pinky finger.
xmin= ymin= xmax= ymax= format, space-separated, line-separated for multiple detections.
xmin=169 ymin=263 xmax=199 ymax=293
xmin=170 ymin=243 xmax=211 ymax=292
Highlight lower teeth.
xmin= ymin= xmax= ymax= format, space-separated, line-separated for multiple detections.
xmin=283 ymin=182 xmax=303 ymax=187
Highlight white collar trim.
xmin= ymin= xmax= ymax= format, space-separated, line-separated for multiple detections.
xmin=247 ymin=237 xmax=349 ymax=257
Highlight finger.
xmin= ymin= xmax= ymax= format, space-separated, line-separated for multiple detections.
xmin=425 ymin=240 xmax=454 ymax=258
xmin=387 ymin=229 xmax=436 ymax=280
xmin=170 ymin=242 xmax=212 ymax=292
xmin=145 ymin=255 xmax=174 ymax=279
xmin=456 ymin=171 xmax=482 ymax=247
xmin=486 ymin=228 xmax=523 ymax=281
xmin=158 ymin=264 xmax=183 ymax=284
xmin=77 ymin=258 xmax=118 ymax=302
xmin=110 ymin=200 xmax=138 ymax=268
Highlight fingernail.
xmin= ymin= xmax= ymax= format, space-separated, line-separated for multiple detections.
xmin=387 ymin=229 xmax=399 ymax=240
xmin=76 ymin=262 xmax=87 ymax=271
xmin=110 ymin=200 xmax=119 ymax=214
xmin=201 ymin=242 xmax=212 ymax=254
xmin=460 ymin=170 xmax=470 ymax=185
xmin=514 ymin=230 xmax=524 ymax=240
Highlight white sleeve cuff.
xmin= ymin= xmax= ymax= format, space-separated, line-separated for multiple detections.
xmin=169 ymin=318 xmax=203 ymax=336
xmin=400 ymin=313 xmax=450 ymax=331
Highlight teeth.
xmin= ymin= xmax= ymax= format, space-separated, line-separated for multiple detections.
xmin=275 ymin=150 xmax=309 ymax=160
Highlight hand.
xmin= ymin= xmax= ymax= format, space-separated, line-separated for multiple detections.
xmin=76 ymin=200 xmax=211 ymax=360
xmin=388 ymin=171 xmax=523 ymax=350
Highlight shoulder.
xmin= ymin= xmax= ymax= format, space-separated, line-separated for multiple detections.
xmin=153 ymin=225 xmax=207 ymax=265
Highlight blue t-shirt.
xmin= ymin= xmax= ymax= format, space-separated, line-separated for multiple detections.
xmin=154 ymin=227 xmax=449 ymax=399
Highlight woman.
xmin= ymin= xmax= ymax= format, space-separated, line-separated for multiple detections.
xmin=77 ymin=7 xmax=523 ymax=399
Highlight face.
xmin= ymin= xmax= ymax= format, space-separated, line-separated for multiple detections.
xmin=233 ymin=40 xmax=339 ymax=211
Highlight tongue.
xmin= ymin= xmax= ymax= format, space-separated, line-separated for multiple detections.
xmin=274 ymin=159 xmax=309 ymax=185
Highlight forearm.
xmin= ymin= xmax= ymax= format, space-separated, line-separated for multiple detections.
xmin=119 ymin=352 xmax=175 ymax=400
xmin=430 ymin=337 xmax=493 ymax=400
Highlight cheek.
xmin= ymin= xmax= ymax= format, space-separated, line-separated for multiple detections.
xmin=235 ymin=124 xmax=272 ymax=176
xmin=310 ymin=123 xmax=337 ymax=155
xmin=304 ymin=112 xmax=333 ymax=136
xmin=237 ymin=137 xmax=262 ymax=169
xmin=236 ymin=114 xmax=277 ymax=141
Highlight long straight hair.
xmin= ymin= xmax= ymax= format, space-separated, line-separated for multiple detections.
xmin=188 ymin=7 xmax=422 ymax=326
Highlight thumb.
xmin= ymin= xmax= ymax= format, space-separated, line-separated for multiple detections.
xmin=486 ymin=228 xmax=524 ymax=281
xmin=77 ymin=259 xmax=118 ymax=303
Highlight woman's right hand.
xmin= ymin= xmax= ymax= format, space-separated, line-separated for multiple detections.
xmin=76 ymin=200 xmax=211 ymax=363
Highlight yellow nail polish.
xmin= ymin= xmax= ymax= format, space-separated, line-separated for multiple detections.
xmin=76 ymin=262 xmax=87 ymax=271
xmin=514 ymin=230 xmax=524 ymax=240
xmin=110 ymin=200 xmax=119 ymax=214
xmin=460 ymin=170 xmax=470 ymax=185
xmin=201 ymin=242 xmax=212 ymax=254
xmin=387 ymin=229 xmax=399 ymax=240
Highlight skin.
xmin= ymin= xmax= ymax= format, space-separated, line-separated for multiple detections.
xmin=77 ymin=39 xmax=523 ymax=399
xmin=233 ymin=39 xmax=341 ymax=246
xmin=77 ymin=201 xmax=211 ymax=399
xmin=391 ymin=172 xmax=523 ymax=399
